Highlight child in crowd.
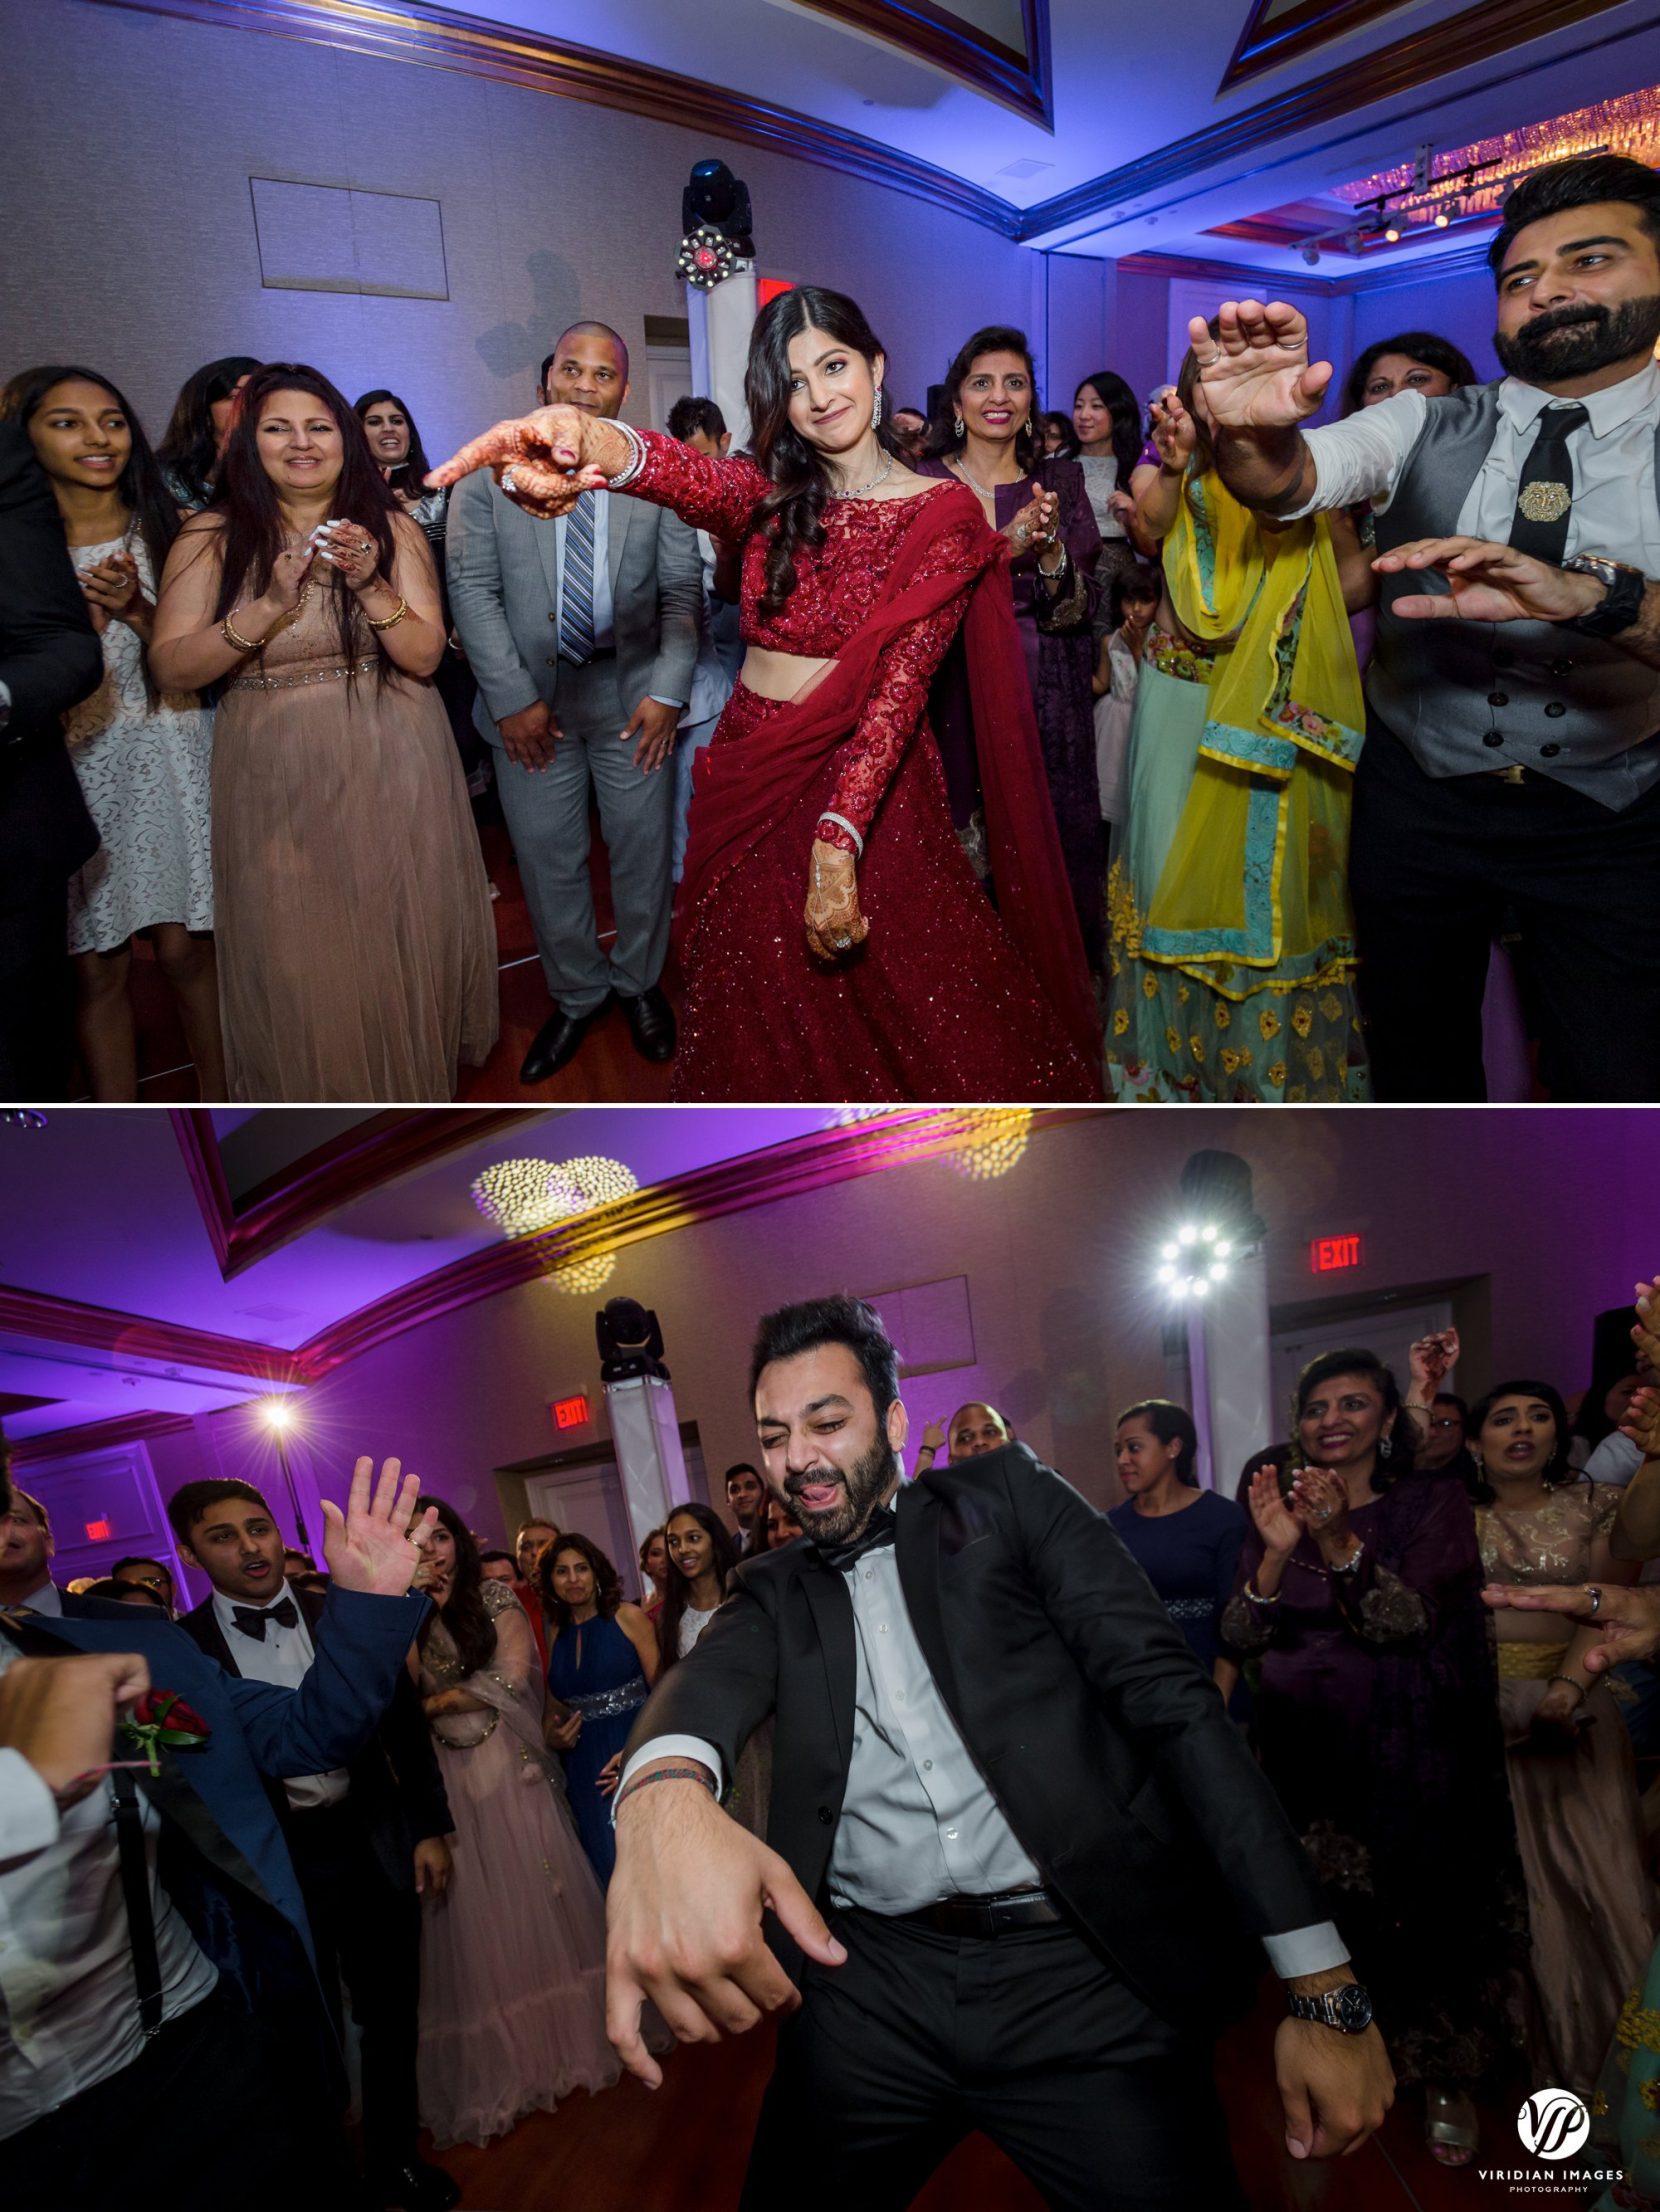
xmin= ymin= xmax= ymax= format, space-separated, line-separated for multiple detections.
xmin=1092 ymin=563 xmax=1159 ymax=834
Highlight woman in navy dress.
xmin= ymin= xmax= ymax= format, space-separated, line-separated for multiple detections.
xmin=542 ymin=1532 xmax=660 ymax=1885
xmin=1108 ymin=1399 xmax=1246 ymax=1709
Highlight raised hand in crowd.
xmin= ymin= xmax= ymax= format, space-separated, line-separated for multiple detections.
xmin=428 ymin=403 xmax=630 ymax=520
xmin=1407 ymin=1328 xmax=1460 ymax=1399
xmin=1246 ymin=1461 xmax=1305 ymax=1553
xmin=606 ymin=1761 xmax=847 ymax=2088
xmin=0 ymin=1649 xmax=152 ymax=1808
xmin=1290 ymin=1465 xmax=1352 ymax=1553
xmin=1187 ymin=301 xmax=1334 ymax=428
xmin=320 ymin=1454 xmax=437 ymax=1595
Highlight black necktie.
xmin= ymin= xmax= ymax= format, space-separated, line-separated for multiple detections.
xmin=1509 ymin=402 xmax=1590 ymax=565
xmin=817 ymin=1503 xmax=899 ymax=1575
xmin=232 ymin=1595 xmax=298 ymax=1640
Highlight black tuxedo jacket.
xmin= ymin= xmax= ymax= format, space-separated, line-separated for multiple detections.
xmin=181 ymin=1583 xmax=452 ymax=1892
xmin=626 ymin=1444 xmax=1328 ymax=2034
xmin=0 ymin=423 xmax=101 ymax=895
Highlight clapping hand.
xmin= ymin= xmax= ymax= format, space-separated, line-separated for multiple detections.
xmin=427 ymin=404 xmax=623 ymax=519
xmin=1621 ymin=1384 xmax=1660 ymax=1460
xmin=1187 ymin=301 xmax=1333 ymax=429
xmin=1291 ymin=1466 xmax=1351 ymax=1548
xmin=264 ymin=542 xmax=316 ymax=618
xmin=1005 ymin=488 xmax=1058 ymax=552
xmin=311 ymin=520 xmax=381 ymax=593
xmin=1247 ymin=1464 xmax=1306 ymax=1555
xmin=1408 ymin=1328 xmax=1460 ymax=1395
xmin=80 ymin=549 xmax=149 ymax=633
xmin=805 ymin=839 xmax=869 ymax=963
xmin=320 ymin=1456 xmax=437 ymax=1596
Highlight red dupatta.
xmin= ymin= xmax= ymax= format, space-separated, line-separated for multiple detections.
xmin=678 ymin=492 xmax=1101 ymax=1073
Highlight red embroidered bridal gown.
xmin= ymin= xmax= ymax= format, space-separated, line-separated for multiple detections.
xmin=619 ymin=434 xmax=1101 ymax=1102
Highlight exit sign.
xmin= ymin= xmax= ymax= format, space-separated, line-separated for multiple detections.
xmin=1310 ymin=1233 xmax=1365 ymax=1274
xmin=552 ymin=1393 xmax=591 ymax=1432
xmin=84 ymin=1517 xmax=112 ymax=1542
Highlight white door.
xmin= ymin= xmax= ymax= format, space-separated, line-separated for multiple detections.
xmin=1269 ymin=1297 xmax=1455 ymax=1445
xmin=644 ymin=345 xmax=694 ymax=432
xmin=524 ymin=1464 xmax=638 ymax=1595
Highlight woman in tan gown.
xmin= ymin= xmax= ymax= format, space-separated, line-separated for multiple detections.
xmin=1473 ymin=1378 xmax=1655 ymax=2097
xmin=151 ymin=361 xmax=496 ymax=1099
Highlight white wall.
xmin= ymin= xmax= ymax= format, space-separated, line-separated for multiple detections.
xmin=0 ymin=0 xmax=1034 ymax=458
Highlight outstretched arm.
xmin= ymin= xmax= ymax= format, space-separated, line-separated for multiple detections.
xmin=429 ymin=405 xmax=770 ymax=542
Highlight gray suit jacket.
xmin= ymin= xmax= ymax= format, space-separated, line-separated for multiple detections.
xmin=446 ymin=465 xmax=702 ymax=744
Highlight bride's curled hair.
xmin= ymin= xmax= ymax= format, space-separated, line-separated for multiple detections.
xmin=745 ymin=286 xmax=899 ymax=620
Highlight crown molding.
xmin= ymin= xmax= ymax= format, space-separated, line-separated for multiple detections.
xmin=170 ymin=1106 xmax=537 ymax=1280
xmin=10 ymin=1411 xmax=196 ymax=1467
xmin=86 ymin=0 xmax=1024 ymax=236
xmin=1115 ymin=234 xmax=1497 ymax=297
xmin=0 ymin=1286 xmax=300 ymax=1384
xmin=790 ymin=0 xmax=1053 ymax=129
xmin=1019 ymin=0 xmax=1638 ymax=245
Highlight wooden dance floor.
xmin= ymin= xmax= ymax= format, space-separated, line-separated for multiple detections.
xmin=428 ymin=1977 xmax=1503 ymax=2211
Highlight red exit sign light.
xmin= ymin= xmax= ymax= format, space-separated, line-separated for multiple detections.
xmin=1310 ymin=1233 xmax=1365 ymax=1274
xmin=84 ymin=1517 xmax=112 ymax=1542
xmin=552 ymin=1393 xmax=591 ymax=1431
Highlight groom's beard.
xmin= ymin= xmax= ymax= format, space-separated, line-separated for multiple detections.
xmin=784 ymin=1432 xmax=896 ymax=1549
xmin=1495 ymin=293 xmax=1660 ymax=383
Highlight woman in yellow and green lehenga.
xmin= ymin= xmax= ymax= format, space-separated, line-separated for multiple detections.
xmin=1107 ymin=331 xmax=1375 ymax=1102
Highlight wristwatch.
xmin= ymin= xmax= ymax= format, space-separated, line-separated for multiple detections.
xmin=1288 ymin=1983 xmax=1375 ymax=2034
xmin=1561 ymin=552 xmax=1647 ymax=638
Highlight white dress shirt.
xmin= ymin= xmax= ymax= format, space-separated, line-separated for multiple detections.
xmin=212 ymin=1587 xmax=348 ymax=1811
xmin=625 ymin=1548 xmax=1347 ymax=1975
xmin=1290 ymin=358 xmax=1660 ymax=577
xmin=0 ymin=1585 xmax=217 ymax=2137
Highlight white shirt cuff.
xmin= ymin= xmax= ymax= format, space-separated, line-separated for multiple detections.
xmin=0 ymin=1747 xmax=61 ymax=1860
xmin=616 ymin=1734 xmax=724 ymax=1807
xmin=1264 ymin=1921 xmax=1351 ymax=1978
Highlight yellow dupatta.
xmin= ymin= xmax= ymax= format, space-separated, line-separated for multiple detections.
xmin=1142 ymin=469 xmax=1365 ymax=990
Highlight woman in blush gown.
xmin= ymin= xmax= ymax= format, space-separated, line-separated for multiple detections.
xmin=411 ymin=1499 xmax=618 ymax=2147
xmin=542 ymin=1531 xmax=660 ymax=1886
xmin=430 ymin=285 xmax=1101 ymax=1103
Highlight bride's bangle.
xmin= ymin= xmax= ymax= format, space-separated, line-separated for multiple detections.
xmin=605 ymin=420 xmax=648 ymax=490
xmin=817 ymin=811 xmax=864 ymax=857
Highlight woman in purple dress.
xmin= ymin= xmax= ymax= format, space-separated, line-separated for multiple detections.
xmin=916 ymin=326 xmax=1105 ymax=967
xmin=1222 ymin=1350 xmax=1528 ymax=2169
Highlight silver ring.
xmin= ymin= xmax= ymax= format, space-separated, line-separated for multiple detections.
xmin=1587 ymin=1584 xmax=1603 ymax=1616
xmin=501 ymin=467 xmax=518 ymax=493
xmin=1202 ymin=349 xmax=1224 ymax=367
xmin=834 ymin=935 xmax=852 ymax=950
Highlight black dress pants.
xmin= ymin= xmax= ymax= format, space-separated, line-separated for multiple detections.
xmin=286 ymin=1798 xmax=422 ymax=2178
xmin=741 ymin=1908 xmax=1244 ymax=2212
xmin=0 ymin=884 xmax=76 ymax=1101
xmin=6 ymin=1982 xmax=334 ymax=2212
xmin=1348 ymin=720 xmax=1660 ymax=1102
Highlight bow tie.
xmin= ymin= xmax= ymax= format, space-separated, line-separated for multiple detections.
xmin=817 ymin=1502 xmax=899 ymax=1574
xmin=232 ymin=1596 xmax=298 ymax=1639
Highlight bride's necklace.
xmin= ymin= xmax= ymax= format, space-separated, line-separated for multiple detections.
xmin=829 ymin=448 xmax=894 ymax=500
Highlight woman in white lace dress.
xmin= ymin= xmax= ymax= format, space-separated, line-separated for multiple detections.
xmin=2 ymin=366 xmax=221 ymax=1098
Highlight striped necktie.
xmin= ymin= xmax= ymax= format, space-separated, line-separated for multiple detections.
xmin=559 ymin=491 xmax=596 ymax=665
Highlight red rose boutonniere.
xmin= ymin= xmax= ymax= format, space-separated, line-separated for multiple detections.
xmin=119 ymin=1688 xmax=212 ymax=1777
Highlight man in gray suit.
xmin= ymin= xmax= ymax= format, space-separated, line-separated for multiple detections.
xmin=448 ymin=322 xmax=701 ymax=1081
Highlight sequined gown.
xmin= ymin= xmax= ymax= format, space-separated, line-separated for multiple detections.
xmin=211 ymin=552 xmax=497 ymax=1100
xmin=619 ymin=434 xmax=1095 ymax=1101
xmin=1478 ymin=1483 xmax=1657 ymax=2095
xmin=415 ymin=1582 xmax=617 ymax=2146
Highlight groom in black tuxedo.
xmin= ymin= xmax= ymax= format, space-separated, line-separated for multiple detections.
xmin=608 ymin=1296 xmax=1394 ymax=2210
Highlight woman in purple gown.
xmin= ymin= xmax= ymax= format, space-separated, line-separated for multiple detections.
xmin=916 ymin=325 xmax=1104 ymax=967
xmin=1222 ymin=1350 xmax=1527 ymax=2168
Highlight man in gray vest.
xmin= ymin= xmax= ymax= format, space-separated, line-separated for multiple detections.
xmin=448 ymin=323 xmax=701 ymax=1083
xmin=1194 ymin=153 xmax=1660 ymax=1102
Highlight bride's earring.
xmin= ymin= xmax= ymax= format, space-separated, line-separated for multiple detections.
xmin=872 ymin=387 xmax=884 ymax=428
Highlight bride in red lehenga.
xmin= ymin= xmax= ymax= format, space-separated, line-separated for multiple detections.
xmin=432 ymin=286 xmax=1101 ymax=1102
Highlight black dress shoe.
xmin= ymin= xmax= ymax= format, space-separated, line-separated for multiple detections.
xmin=370 ymin=2157 xmax=461 ymax=2212
xmin=519 ymin=1002 xmax=604 ymax=1084
xmin=620 ymin=985 xmax=677 ymax=1063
